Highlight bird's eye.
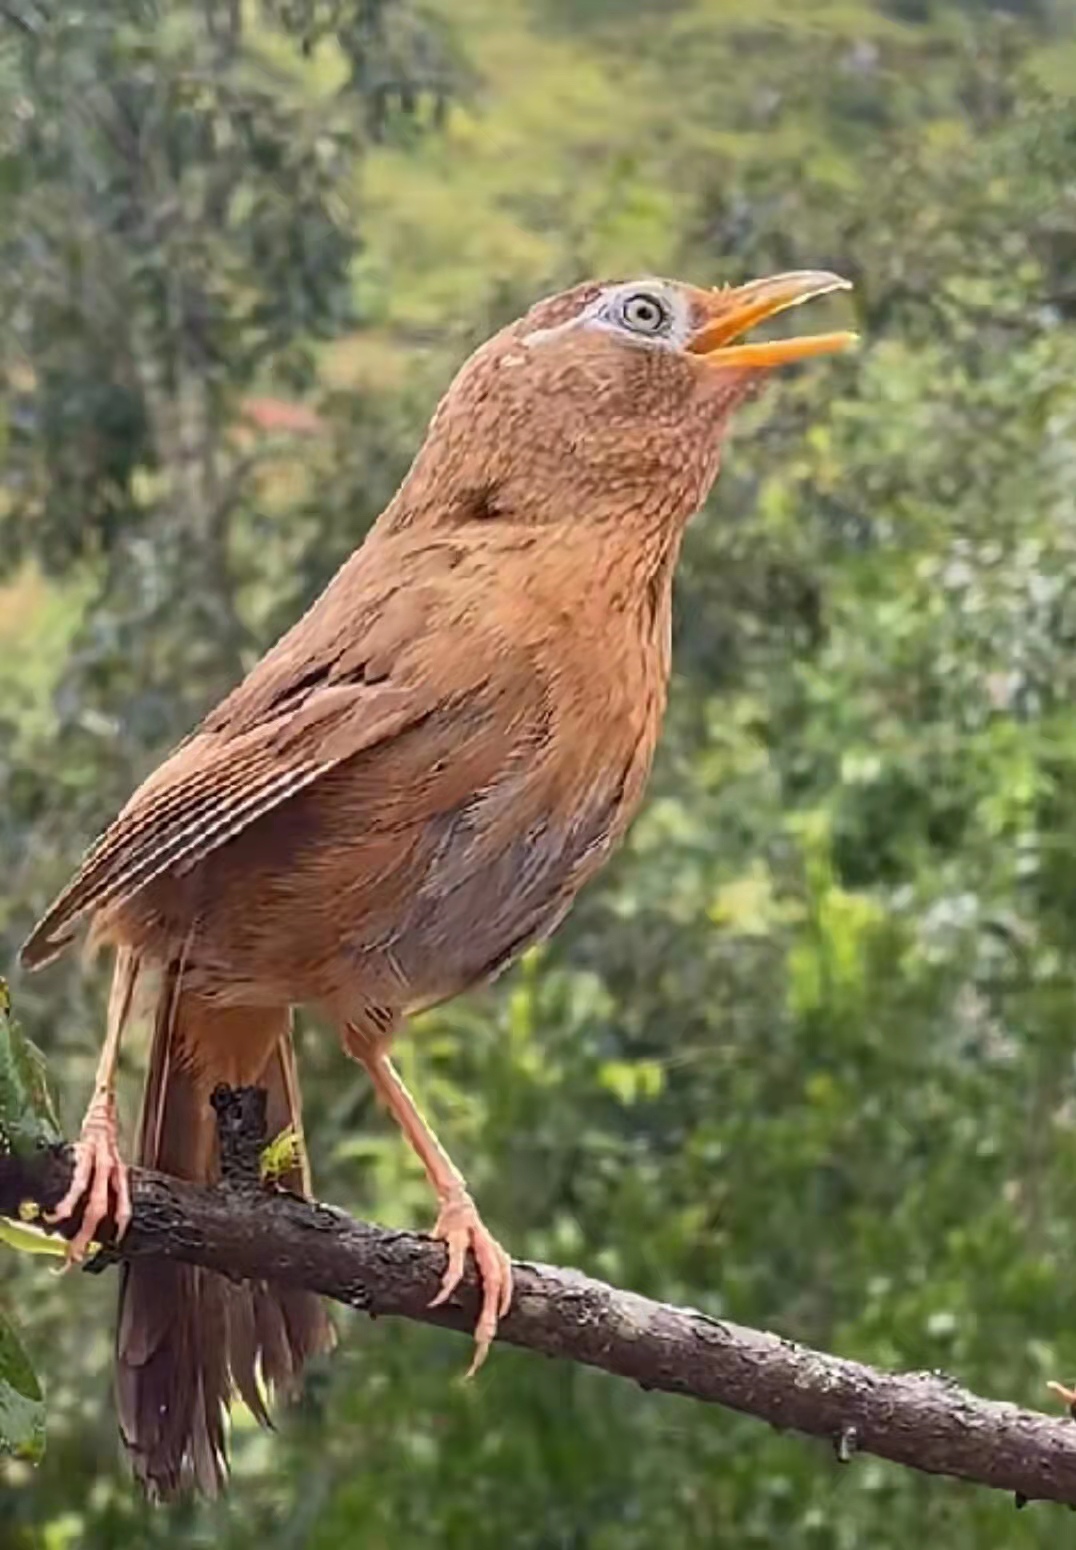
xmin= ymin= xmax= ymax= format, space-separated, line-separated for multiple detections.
xmin=618 ymin=291 xmax=670 ymax=336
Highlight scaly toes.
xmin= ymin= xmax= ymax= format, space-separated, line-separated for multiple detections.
xmin=112 ymin=1151 xmax=133 ymax=1241
xmin=427 ymin=1191 xmax=513 ymax=1375
xmin=466 ymin=1232 xmax=513 ymax=1379
xmin=48 ymin=1122 xmax=130 ymax=1262
xmin=429 ymin=1226 xmax=468 ymax=1310
xmin=47 ymin=1141 xmax=95 ymax=1231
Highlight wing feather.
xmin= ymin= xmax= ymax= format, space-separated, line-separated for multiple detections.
xmin=21 ymin=534 xmax=509 ymax=971
xmin=20 ymin=681 xmax=430 ymax=968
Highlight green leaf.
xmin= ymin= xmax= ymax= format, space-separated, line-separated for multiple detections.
xmin=0 ymin=1309 xmax=44 ymax=1463
xmin=0 ymin=1217 xmax=70 ymax=1260
xmin=260 ymin=1124 xmax=301 ymax=1183
xmin=0 ymin=980 xmax=62 ymax=1159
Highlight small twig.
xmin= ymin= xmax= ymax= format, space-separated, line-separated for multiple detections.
xmin=1 ymin=1138 xmax=1075 ymax=1507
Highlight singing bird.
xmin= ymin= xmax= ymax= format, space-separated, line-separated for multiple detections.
xmin=21 ymin=270 xmax=855 ymax=1496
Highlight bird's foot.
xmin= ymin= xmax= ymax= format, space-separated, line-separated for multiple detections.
xmin=428 ymin=1186 xmax=513 ymax=1376
xmin=47 ymin=1088 xmax=131 ymax=1261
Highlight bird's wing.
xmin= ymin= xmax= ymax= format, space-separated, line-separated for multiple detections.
xmin=20 ymin=537 xmax=505 ymax=969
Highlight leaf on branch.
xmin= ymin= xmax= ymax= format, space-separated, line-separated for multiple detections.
xmin=0 ymin=1216 xmax=69 ymax=1260
xmin=260 ymin=1123 xmax=301 ymax=1182
xmin=0 ymin=979 xmax=62 ymax=1159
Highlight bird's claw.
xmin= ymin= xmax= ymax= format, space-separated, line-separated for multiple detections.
xmin=47 ymin=1089 xmax=131 ymax=1262
xmin=428 ymin=1188 xmax=513 ymax=1376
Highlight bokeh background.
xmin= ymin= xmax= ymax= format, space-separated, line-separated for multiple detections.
xmin=1 ymin=0 xmax=1076 ymax=1544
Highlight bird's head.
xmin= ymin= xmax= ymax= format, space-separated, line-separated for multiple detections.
xmin=385 ymin=272 xmax=856 ymax=545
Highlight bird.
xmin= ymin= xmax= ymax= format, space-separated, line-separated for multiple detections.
xmin=20 ymin=269 xmax=855 ymax=1498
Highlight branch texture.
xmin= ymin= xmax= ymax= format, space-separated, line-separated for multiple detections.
xmin=2 ymin=1129 xmax=1075 ymax=1509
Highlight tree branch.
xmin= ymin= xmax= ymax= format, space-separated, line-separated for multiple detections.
xmin=1 ymin=1130 xmax=1075 ymax=1510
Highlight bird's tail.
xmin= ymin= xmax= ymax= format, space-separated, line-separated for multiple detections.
xmin=115 ymin=957 xmax=334 ymax=1500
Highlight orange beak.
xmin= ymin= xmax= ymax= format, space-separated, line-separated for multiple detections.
xmin=686 ymin=271 xmax=857 ymax=369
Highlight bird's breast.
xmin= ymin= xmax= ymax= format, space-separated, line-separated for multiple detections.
xmin=382 ymin=625 xmax=669 ymax=1008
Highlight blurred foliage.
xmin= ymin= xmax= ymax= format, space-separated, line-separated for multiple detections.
xmin=0 ymin=981 xmax=54 ymax=1465
xmin=1 ymin=0 xmax=1076 ymax=1544
xmin=0 ymin=979 xmax=61 ymax=1161
xmin=0 ymin=1314 xmax=45 ymax=1468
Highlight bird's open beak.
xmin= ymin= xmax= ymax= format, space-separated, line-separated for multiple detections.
xmin=686 ymin=271 xmax=857 ymax=369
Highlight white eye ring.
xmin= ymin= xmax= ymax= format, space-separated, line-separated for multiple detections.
xmin=618 ymin=291 xmax=670 ymax=336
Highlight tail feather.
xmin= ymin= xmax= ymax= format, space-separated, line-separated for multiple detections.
xmin=115 ymin=960 xmax=333 ymax=1500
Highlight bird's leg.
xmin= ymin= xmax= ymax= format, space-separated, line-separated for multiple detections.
xmin=343 ymin=1022 xmax=513 ymax=1375
xmin=49 ymin=950 xmax=137 ymax=1260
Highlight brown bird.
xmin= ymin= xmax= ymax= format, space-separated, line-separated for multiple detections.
xmin=20 ymin=270 xmax=855 ymax=1497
